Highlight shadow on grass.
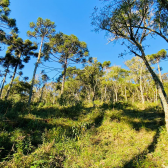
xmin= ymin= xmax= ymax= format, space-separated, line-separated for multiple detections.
xmin=123 ymin=128 xmax=160 ymax=168
xmin=94 ymin=112 xmax=104 ymax=128
xmin=101 ymin=101 xmax=165 ymax=168
xmin=0 ymin=100 xmax=102 ymax=161
xmin=31 ymin=103 xmax=95 ymax=120
xmin=101 ymin=102 xmax=164 ymax=131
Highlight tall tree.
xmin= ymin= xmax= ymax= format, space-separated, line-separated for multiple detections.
xmin=4 ymin=34 xmax=37 ymax=99
xmin=0 ymin=53 xmax=15 ymax=98
xmin=125 ymin=57 xmax=149 ymax=104
xmin=77 ymin=58 xmax=104 ymax=105
xmin=0 ymin=0 xmax=18 ymax=48
xmin=147 ymin=49 xmax=167 ymax=82
xmin=44 ymin=32 xmax=89 ymax=95
xmin=92 ymin=0 xmax=168 ymax=131
xmin=107 ymin=66 xmax=129 ymax=103
xmin=39 ymin=73 xmax=49 ymax=102
xmin=27 ymin=17 xmax=56 ymax=106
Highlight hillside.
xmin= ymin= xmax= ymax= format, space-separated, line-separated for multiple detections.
xmin=0 ymin=101 xmax=168 ymax=168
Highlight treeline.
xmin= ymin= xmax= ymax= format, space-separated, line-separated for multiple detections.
xmin=2 ymin=55 xmax=168 ymax=105
xmin=2 ymin=55 xmax=168 ymax=106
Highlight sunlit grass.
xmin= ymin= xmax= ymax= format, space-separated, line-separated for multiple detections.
xmin=0 ymin=101 xmax=168 ymax=167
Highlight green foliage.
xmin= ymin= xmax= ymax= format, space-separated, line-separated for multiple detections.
xmin=0 ymin=0 xmax=17 ymax=30
xmin=27 ymin=17 xmax=56 ymax=39
xmin=147 ymin=49 xmax=167 ymax=64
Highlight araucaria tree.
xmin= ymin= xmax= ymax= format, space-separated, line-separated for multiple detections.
xmin=92 ymin=0 xmax=168 ymax=132
xmin=27 ymin=17 xmax=56 ymax=106
xmin=147 ymin=49 xmax=167 ymax=82
xmin=4 ymin=33 xmax=37 ymax=99
xmin=0 ymin=0 xmax=18 ymax=47
xmin=45 ymin=32 xmax=89 ymax=95
xmin=0 ymin=53 xmax=16 ymax=98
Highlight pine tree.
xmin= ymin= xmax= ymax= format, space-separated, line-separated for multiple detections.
xmin=44 ymin=32 xmax=89 ymax=95
xmin=4 ymin=34 xmax=37 ymax=99
xmin=27 ymin=17 xmax=56 ymax=106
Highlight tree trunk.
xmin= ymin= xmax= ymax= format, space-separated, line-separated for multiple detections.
xmin=155 ymin=86 xmax=158 ymax=102
xmin=115 ymin=90 xmax=118 ymax=102
xmin=133 ymin=92 xmax=135 ymax=103
xmin=28 ymin=36 xmax=44 ymax=106
xmin=0 ymin=68 xmax=9 ymax=98
xmin=101 ymin=88 xmax=103 ymax=102
xmin=142 ymin=56 xmax=168 ymax=132
xmin=61 ymin=57 xmax=67 ymax=95
xmin=157 ymin=61 xmax=162 ymax=82
xmin=5 ymin=64 xmax=18 ymax=100
xmin=92 ymin=91 xmax=95 ymax=106
xmin=39 ymin=83 xmax=45 ymax=102
xmin=125 ymin=86 xmax=127 ymax=101
xmin=140 ymin=67 xmax=145 ymax=104
xmin=104 ymin=85 xmax=107 ymax=101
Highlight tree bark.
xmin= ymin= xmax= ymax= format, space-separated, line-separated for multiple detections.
xmin=5 ymin=64 xmax=18 ymax=100
xmin=0 ymin=68 xmax=9 ymax=98
xmin=157 ymin=61 xmax=162 ymax=82
xmin=142 ymin=56 xmax=168 ymax=132
xmin=125 ymin=86 xmax=127 ymax=101
xmin=115 ymin=90 xmax=118 ymax=102
xmin=5 ymin=52 xmax=22 ymax=100
xmin=155 ymin=86 xmax=158 ymax=102
xmin=61 ymin=57 xmax=67 ymax=95
xmin=28 ymin=36 xmax=44 ymax=106
xmin=104 ymin=85 xmax=107 ymax=101
xmin=140 ymin=67 xmax=145 ymax=104
xmin=39 ymin=83 xmax=45 ymax=102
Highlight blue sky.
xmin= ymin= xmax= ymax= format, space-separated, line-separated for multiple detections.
xmin=1 ymin=0 xmax=168 ymax=83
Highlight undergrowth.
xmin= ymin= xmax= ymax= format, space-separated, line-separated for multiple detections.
xmin=0 ymin=100 xmax=167 ymax=167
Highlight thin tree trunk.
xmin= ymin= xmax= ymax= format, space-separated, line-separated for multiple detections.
xmin=157 ymin=61 xmax=162 ymax=82
xmin=92 ymin=91 xmax=95 ymax=106
xmin=0 ymin=68 xmax=9 ymax=98
xmin=155 ymin=85 xmax=158 ymax=102
xmin=5 ymin=64 xmax=18 ymax=100
xmin=28 ymin=36 xmax=44 ymax=106
xmin=133 ymin=92 xmax=135 ymax=103
xmin=5 ymin=52 xmax=22 ymax=100
xmin=39 ymin=83 xmax=45 ymax=102
xmin=140 ymin=67 xmax=145 ymax=104
xmin=142 ymin=56 xmax=168 ymax=132
xmin=61 ymin=57 xmax=67 ymax=95
xmin=115 ymin=90 xmax=118 ymax=102
xmin=104 ymin=85 xmax=107 ymax=101
xmin=125 ymin=86 xmax=127 ymax=101
xmin=101 ymin=88 xmax=103 ymax=102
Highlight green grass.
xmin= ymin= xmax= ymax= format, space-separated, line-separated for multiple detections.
xmin=0 ymin=100 xmax=168 ymax=167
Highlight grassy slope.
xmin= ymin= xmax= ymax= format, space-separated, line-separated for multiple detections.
xmin=0 ymin=101 xmax=168 ymax=167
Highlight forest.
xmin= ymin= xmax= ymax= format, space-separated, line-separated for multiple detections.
xmin=0 ymin=0 xmax=168 ymax=167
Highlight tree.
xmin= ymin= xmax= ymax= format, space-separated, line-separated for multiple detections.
xmin=92 ymin=0 xmax=168 ymax=131
xmin=4 ymin=34 xmax=37 ymax=99
xmin=147 ymin=49 xmax=167 ymax=82
xmin=106 ymin=66 xmax=129 ymax=103
xmin=5 ymin=76 xmax=31 ymax=102
xmin=0 ymin=53 xmax=16 ymax=98
xmin=39 ymin=73 xmax=49 ymax=102
xmin=100 ymin=61 xmax=111 ymax=102
xmin=77 ymin=58 xmax=104 ymax=106
xmin=0 ymin=0 xmax=18 ymax=48
xmin=27 ymin=17 xmax=56 ymax=106
xmin=125 ymin=57 xmax=149 ymax=104
xmin=44 ymin=32 xmax=89 ymax=95
xmin=0 ymin=0 xmax=17 ymax=29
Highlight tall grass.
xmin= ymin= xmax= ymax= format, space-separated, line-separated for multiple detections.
xmin=0 ymin=100 xmax=167 ymax=167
